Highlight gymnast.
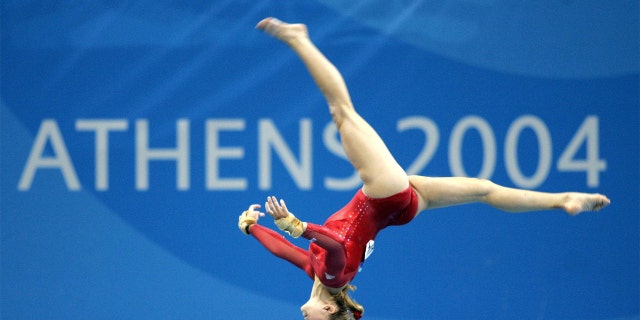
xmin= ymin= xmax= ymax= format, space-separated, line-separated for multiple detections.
xmin=238 ymin=17 xmax=610 ymax=320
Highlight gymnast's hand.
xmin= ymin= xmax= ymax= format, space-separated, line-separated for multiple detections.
xmin=266 ymin=196 xmax=307 ymax=238
xmin=238 ymin=204 xmax=264 ymax=235
xmin=265 ymin=196 xmax=291 ymax=220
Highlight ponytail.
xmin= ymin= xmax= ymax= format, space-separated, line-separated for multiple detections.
xmin=331 ymin=284 xmax=364 ymax=320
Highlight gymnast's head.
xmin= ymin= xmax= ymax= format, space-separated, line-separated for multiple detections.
xmin=300 ymin=284 xmax=364 ymax=320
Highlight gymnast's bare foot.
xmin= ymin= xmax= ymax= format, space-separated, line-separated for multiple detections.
xmin=256 ymin=17 xmax=308 ymax=45
xmin=562 ymin=193 xmax=611 ymax=215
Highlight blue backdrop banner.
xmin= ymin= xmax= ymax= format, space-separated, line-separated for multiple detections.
xmin=2 ymin=1 xmax=638 ymax=319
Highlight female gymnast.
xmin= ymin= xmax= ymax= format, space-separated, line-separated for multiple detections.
xmin=238 ymin=17 xmax=611 ymax=320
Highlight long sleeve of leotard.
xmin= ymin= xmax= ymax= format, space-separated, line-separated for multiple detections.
xmin=249 ymin=224 xmax=314 ymax=280
xmin=302 ymin=223 xmax=347 ymax=277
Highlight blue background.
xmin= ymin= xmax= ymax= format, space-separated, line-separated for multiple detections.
xmin=2 ymin=1 xmax=638 ymax=319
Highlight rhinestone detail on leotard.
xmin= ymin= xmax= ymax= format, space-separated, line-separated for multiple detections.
xmin=339 ymin=200 xmax=369 ymax=242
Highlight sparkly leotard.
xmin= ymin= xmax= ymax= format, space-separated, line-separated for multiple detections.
xmin=250 ymin=185 xmax=419 ymax=288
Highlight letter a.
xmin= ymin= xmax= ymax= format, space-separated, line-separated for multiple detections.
xmin=18 ymin=120 xmax=80 ymax=190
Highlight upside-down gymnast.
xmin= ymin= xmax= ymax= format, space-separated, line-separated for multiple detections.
xmin=238 ymin=17 xmax=611 ymax=320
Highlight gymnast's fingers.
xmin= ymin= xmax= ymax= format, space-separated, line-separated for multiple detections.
xmin=267 ymin=196 xmax=288 ymax=218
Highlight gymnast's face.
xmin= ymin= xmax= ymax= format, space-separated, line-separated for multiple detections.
xmin=300 ymin=296 xmax=336 ymax=320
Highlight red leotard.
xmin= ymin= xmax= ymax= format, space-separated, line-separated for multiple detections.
xmin=250 ymin=185 xmax=419 ymax=288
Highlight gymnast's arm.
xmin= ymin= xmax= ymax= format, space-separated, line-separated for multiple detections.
xmin=302 ymin=223 xmax=347 ymax=274
xmin=265 ymin=196 xmax=347 ymax=275
xmin=247 ymin=224 xmax=314 ymax=279
xmin=264 ymin=196 xmax=347 ymax=275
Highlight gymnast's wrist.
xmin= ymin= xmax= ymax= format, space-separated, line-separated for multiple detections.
xmin=238 ymin=210 xmax=258 ymax=235
xmin=274 ymin=213 xmax=307 ymax=238
xmin=244 ymin=223 xmax=254 ymax=235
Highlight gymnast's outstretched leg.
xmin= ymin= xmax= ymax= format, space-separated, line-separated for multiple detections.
xmin=257 ymin=18 xmax=408 ymax=198
xmin=408 ymin=175 xmax=611 ymax=215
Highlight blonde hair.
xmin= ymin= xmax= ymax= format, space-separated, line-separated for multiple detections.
xmin=330 ymin=284 xmax=364 ymax=320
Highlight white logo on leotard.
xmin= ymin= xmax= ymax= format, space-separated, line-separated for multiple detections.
xmin=364 ymin=240 xmax=375 ymax=260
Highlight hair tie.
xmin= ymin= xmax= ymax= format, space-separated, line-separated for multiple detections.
xmin=353 ymin=310 xmax=363 ymax=319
